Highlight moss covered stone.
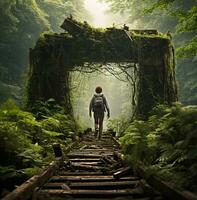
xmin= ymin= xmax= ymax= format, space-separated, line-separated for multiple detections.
xmin=28 ymin=18 xmax=178 ymax=117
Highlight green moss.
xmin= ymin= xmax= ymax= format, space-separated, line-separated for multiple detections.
xmin=28 ymin=17 xmax=177 ymax=117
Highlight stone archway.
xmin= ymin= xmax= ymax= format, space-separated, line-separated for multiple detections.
xmin=28 ymin=18 xmax=177 ymax=117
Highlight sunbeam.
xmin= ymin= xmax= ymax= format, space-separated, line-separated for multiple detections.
xmin=84 ymin=0 xmax=111 ymax=27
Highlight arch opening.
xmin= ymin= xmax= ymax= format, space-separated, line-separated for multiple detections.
xmin=70 ymin=62 xmax=138 ymax=129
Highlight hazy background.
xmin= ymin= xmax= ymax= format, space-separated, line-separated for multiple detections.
xmin=0 ymin=0 xmax=196 ymax=125
xmin=70 ymin=65 xmax=134 ymax=129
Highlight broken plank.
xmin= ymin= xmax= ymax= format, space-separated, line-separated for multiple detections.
xmin=113 ymin=166 xmax=132 ymax=179
xmin=3 ymin=157 xmax=63 ymax=200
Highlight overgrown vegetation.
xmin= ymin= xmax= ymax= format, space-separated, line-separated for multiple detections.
xmin=0 ymin=0 xmax=88 ymax=104
xmin=0 ymin=0 xmax=196 ymax=197
xmin=118 ymin=103 xmax=197 ymax=191
xmin=104 ymin=0 xmax=197 ymax=105
xmin=0 ymin=98 xmax=79 ymax=196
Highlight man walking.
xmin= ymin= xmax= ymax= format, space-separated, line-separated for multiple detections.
xmin=89 ymin=86 xmax=110 ymax=139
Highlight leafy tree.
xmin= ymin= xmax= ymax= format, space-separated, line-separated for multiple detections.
xmin=0 ymin=0 xmax=88 ymax=103
xmin=103 ymin=0 xmax=197 ymax=104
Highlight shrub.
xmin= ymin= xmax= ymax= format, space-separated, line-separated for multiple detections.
xmin=120 ymin=103 xmax=197 ymax=191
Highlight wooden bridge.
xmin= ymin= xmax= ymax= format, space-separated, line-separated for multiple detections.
xmin=3 ymin=132 xmax=197 ymax=200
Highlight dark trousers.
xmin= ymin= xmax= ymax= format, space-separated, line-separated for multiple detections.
xmin=93 ymin=111 xmax=104 ymax=139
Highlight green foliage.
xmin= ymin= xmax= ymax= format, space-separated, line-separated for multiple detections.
xmin=177 ymin=35 xmax=197 ymax=58
xmin=0 ymin=0 xmax=88 ymax=103
xmin=30 ymin=98 xmax=64 ymax=118
xmin=0 ymin=82 xmax=21 ymax=104
xmin=0 ymin=99 xmax=78 ymax=182
xmin=107 ymin=117 xmax=131 ymax=137
xmin=120 ymin=103 xmax=197 ymax=191
xmin=104 ymin=0 xmax=197 ymax=110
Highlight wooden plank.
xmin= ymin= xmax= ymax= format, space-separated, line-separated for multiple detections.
xmin=37 ymin=197 xmax=150 ymax=200
xmin=69 ymin=158 xmax=101 ymax=162
xmin=137 ymin=166 xmax=197 ymax=200
xmin=102 ymin=155 xmax=117 ymax=165
xmin=70 ymin=163 xmax=104 ymax=171
xmin=52 ymin=143 xmax=63 ymax=157
xmin=113 ymin=167 xmax=132 ymax=179
xmin=58 ymin=171 xmax=104 ymax=176
xmin=67 ymin=153 xmax=103 ymax=158
xmin=2 ymin=157 xmax=63 ymax=200
xmin=43 ymin=180 xmax=140 ymax=190
xmin=70 ymin=151 xmax=113 ymax=155
xmin=70 ymin=161 xmax=102 ymax=166
xmin=49 ymin=175 xmax=140 ymax=182
xmin=37 ymin=188 xmax=145 ymax=198
xmin=78 ymin=148 xmax=108 ymax=151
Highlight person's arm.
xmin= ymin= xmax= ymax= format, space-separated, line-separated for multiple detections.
xmin=103 ymin=95 xmax=110 ymax=118
xmin=89 ymin=97 xmax=94 ymax=117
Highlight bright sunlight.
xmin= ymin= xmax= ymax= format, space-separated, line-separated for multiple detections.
xmin=84 ymin=0 xmax=111 ymax=27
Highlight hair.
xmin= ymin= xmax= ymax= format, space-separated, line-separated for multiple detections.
xmin=95 ymin=86 xmax=102 ymax=93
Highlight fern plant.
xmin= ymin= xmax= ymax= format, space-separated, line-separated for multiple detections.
xmin=120 ymin=103 xmax=197 ymax=191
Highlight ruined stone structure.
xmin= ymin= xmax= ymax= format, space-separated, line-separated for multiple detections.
xmin=28 ymin=18 xmax=178 ymax=117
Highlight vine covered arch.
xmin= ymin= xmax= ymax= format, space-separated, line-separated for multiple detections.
xmin=28 ymin=18 xmax=178 ymax=117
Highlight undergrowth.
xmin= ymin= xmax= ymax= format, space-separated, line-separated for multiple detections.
xmin=119 ymin=103 xmax=197 ymax=192
xmin=0 ymin=98 xmax=80 ymax=195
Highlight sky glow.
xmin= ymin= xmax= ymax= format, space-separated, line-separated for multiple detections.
xmin=84 ymin=0 xmax=111 ymax=27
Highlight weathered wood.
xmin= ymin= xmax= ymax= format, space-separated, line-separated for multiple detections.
xmin=49 ymin=175 xmax=140 ymax=182
xmin=71 ymin=161 xmax=102 ymax=166
xmin=52 ymin=143 xmax=63 ymax=157
xmin=70 ymin=181 xmax=138 ymax=190
xmin=67 ymin=153 xmax=103 ymax=158
xmin=113 ymin=166 xmax=132 ymax=179
xmin=137 ymin=166 xmax=197 ymax=200
xmin=43 ymin=180 xmax=140 ymax=190
xmin=102 ymin=155 xmax=117 ymax=165
xmin=2 ymin=157 xmax=63 ymax=200
xmin=181 ymin=191 xmax=197 ymax=200
xmin=58 ymin=171 xmax=103 ymax=176
xmin=38 ymin=198 xmax=150 ymax=200
xmin=69 ymin=158 xmax=101 ymax=162
xmin=37 ymin=188 xmax=145 ymax=198
xmin=70 ymin=163 xmax=104 ymax=171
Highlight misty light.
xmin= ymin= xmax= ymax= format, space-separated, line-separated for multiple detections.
xmin=84 ymin=0 xmax=111 ymax=27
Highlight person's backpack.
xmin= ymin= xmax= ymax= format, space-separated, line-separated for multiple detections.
xmin=93 ymin=94 xmax=104 ymax=110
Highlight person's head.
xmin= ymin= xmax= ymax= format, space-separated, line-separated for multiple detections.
xmin=95 ymin=86 xmax=102 ymax=94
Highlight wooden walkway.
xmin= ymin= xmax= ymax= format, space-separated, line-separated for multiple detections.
xmin=32 ymin=133 xmax=164 ymax=200
xmin=3 ymin=132 xmax=197 ymax=200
